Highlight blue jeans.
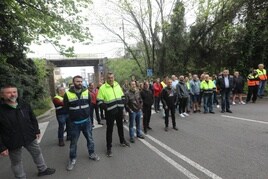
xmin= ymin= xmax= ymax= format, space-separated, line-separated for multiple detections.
xmin=56 ymin=114 xmax=70 ymax=139
xmin=258 ymin=80 xmax=266 ymax=96
xmin=69 ymin=120 xmax=95 ymax=159
xmin=129 ymin=111 xmax=142 ymax=138
xmin=203 ymin=94 xmax=213 ymax=112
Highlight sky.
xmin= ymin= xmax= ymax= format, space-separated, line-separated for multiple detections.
xmin=27 ymin=0 xmax=196 ymax=78
xmin=60 ymin=67 xmax=94 ymax=78
xmin=27 ymin=0 xmax=196 ymax=59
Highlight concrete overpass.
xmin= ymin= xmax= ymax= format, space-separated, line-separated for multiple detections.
xmin=47 ymin=57 xmax=107 ymax=96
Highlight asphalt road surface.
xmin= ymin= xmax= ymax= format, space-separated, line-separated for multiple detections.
xmin=1 ymin=99 xmax=268 ymax=179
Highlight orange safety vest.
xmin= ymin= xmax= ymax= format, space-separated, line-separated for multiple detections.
xmin=256 ymin=69 xmax=267 ymax=80
xmin=247 ymin=74 xmax=259 ymax=86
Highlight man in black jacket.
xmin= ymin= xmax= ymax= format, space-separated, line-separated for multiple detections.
xmin=0 ymin=84 xmax=55 ymax=178
xmin=140 ymin=81 xmax=154 ymax=134
xmin=161 ymin=79 xmax=178 ymax=132
xmin=216 ymin=70 xmax=234 ymax=113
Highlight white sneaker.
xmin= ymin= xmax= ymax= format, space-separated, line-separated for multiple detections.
xmin=183 ymin=112 xmax=189 ymax=116
xmin=241 ymin=101 xmax=246 ymax=105
xmin=216 ymin=105 xmax=220 ymax=108
xmin=180 ymin=114 xmax=185 ymax=118
xmin=232 ymin=101 xmax=236 ymax=105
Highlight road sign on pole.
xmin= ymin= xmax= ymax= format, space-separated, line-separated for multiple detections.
xmin=147 ymin=69 xmax=153 ymax=77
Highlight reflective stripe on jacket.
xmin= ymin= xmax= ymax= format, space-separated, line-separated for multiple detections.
xmin=97 ymin=81 xmax=124 ymax=112
xmin=64 ymin=88 xmax=90 ymax=122
xmin=247 ymin=74 xmax=260 ymax=86
xmin=256 ymin=69 xmax=267 ymax=80
xmin=200 ymin=80 xmax=216 ymax=94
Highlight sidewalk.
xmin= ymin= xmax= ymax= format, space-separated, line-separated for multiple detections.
xmin=37 ymin=107 xmax=55 ymax=122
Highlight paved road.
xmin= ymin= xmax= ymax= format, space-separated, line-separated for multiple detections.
xmin=1 ymin=99 xmax=268 ymax=179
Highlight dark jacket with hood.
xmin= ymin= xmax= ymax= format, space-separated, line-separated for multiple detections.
xmin=176 ymin=81 xmax=189 ymax=99
xmin=161 ymin=86 xmax=177 ymax=108
xmin=140 ymin=88 xmax=154 ymax=108
xmin=0 ymin=101 xmax=40 ymax=153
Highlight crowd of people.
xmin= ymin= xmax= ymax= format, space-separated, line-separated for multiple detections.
xmin=0 ymin=64 xmax=266 ymax=178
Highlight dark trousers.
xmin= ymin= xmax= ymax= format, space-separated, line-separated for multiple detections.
xmin=213 ymin=91 xmax=219 ymax=105
xmin=100 ymin=108 xmax=105 ymax=119
xmin=142 ymin=105 xmax=152 ymax=133
xmin=89 ymin=103 xmax=101 ymax=124
xmin=164 ymin=105 xmax=176 ymax=127
xmin=154 ymin=96 xmax=160 ymax=111
xmin=106 ymin=109 xmax=125 ymax=151
xmin=179 ymin=98 xmax=188 ymax=114
xmin=246 ymin=86 xmax=258 ymax=102
xmin=220 ymin=88 xmax=231 ymax=111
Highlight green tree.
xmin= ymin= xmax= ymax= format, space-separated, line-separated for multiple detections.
xmin=106 ymin=58 xmax=145 ymax=84
xmin=0 ymin=0 xmax=93 ymax=107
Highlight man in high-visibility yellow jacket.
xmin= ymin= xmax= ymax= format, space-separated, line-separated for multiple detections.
xmin=246 ymin=70 xmax=260 ymax=103
xmin=53 ymin=86 xmax=71 ymax=147
xmin=200 ymin=75 xmax=216 ymax=114
xmin=256 ymin=64 xmax=267 ymax=98
xmin=97 ymin=72 xmax=130 ymax=157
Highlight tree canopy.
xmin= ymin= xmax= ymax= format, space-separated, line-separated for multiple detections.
xmin=0 ymin=0 xmax=92 ymax=103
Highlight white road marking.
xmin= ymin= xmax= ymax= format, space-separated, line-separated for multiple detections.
xmin=221 ymin=115 xmax=268 ymax=125
xmin=123 ymin=126 xmax=199 ymax=179
xmin=38 ymin=122 xmax=49 ymax=143
xmin=145 ymin=134 xmax=222 ymax=179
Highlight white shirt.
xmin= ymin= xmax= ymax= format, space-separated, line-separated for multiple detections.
xmin=224 ymin=76 xmax=229 ymax=88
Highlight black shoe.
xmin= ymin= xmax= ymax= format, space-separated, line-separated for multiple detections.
xmin=209 ymin=111 xmax=215 ymax=114
xmin=165 ymin=127 xmax=168 ymax=132
xmin=98 ymin=122 xmax=104 ymax=125
xmin=38 ymin=168 xmax=56 ymax=176
xmin=120 ymin=140 xmax=130 ymax=147
xmin=107 ymin=150 xmax=112 ymax=157
xmin=203 ymin=111 xmax=208 ymax=114
xmin=130 ymin=138 xmax=135 ymax=143
xmin=226 ymin=110 xmax=232 ymax=113
xmin=147 ymin=126 xmax=152 ymax=130
xmin=58 ymin=139 xmax=65 ymax=147
xmin=221 ymin=110 xmax=225 ymax=113
xmin=173 ymin=127 xmax=178 ymax=131
xmin=137 ymin=135 xmax=145 ymax=139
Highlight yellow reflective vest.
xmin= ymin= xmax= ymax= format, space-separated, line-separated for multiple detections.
xmin=200 ymin=80 xmax=216 ymax=94
xmin=256 ymin=69 xmax=267 ymax=81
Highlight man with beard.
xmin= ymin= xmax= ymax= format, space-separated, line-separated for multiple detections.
xmin=97 ymin=72 xmax=130 ymax=157
xmin=64 ymin=76 xmax=100 ymax=171
xmin=0 ymin=84 xmax=56 ymax=178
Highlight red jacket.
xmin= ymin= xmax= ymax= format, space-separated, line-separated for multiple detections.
xmin=153 ymin=82 xmax=162 ymax=97
xmin=89 ymin=88 xmax=98 ymax=105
